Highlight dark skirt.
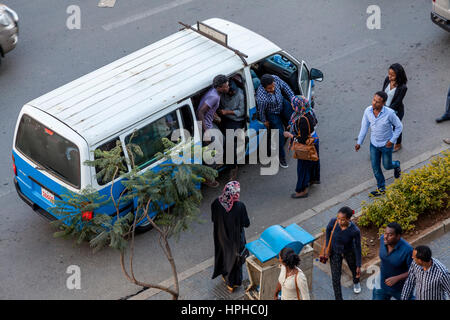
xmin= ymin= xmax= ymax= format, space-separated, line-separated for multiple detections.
xmin=223 ymin=231 xmax=246 ymax=287
xmin=296 ymin=158 xmax=314 ymax=192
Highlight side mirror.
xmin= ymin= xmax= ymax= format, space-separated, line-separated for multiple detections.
xmin=310 ymin=68 xmax=323 ymax=82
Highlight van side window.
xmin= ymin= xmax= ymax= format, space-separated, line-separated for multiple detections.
xmin=179 ymin=104 xmax=194 ymax=138
xmin=94 ymin=138 xmax=127 ymax=186
xmin=125 ymin=110 xmax=180 ymax=169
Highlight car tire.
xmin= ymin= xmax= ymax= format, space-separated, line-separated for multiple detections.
xmin=134 ymin=217 xmax=154 ymax=234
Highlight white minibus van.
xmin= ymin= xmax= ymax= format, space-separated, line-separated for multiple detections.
xmin=12 ymin=18 xmax=323 ymax=232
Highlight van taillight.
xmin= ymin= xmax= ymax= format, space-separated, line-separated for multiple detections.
xmin=12 ymin=154 xmax=17 ymax=176
xmin=82 ymin=211 xmax=93 ymax=221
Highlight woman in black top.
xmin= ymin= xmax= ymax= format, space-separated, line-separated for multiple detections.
xmin=325 ymin=206 xmax=362 ymax=300
xmin=211 ymin=181 xmax=250 ymax=293
xmin=284 ymin=96 xmax=318 ymax=198
xmin=382 ymin=63 xmax=408 ymax=152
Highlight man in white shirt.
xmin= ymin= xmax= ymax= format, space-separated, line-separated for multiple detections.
xmin=355 ymin=91 xmax=403 ymax=197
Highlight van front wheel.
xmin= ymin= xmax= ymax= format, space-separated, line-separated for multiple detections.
xmin=135 ymin=218 xmax=154 ymax=234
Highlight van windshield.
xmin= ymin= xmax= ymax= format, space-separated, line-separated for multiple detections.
xmin=15 ymin=114 xmax=81 ymax=188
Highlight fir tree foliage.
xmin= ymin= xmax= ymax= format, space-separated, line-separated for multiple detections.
xmin=51 ymin=135 xmax=217 ymax=250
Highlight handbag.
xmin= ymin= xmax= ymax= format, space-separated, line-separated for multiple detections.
xmin=319 ymin=219 xmax=338 ymax=264
xmin=290 ymin=116 xmax=319 ymax=161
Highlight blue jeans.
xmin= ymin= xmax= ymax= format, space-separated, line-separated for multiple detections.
xmin=443 ymin=86 xmax=450 ymax=118
xmin=372 ymin=288 xmax=402 ymax=300
xmin=370 ymin=143 xmax=400 ymax=190
xmin=267 ymin=99 xmax=294 ymax=161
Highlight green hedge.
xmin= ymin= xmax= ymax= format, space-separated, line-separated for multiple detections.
xmin=358 ymin=151 xmax=450 ymax=234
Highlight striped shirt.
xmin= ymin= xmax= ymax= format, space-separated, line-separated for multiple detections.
xmin=401 ymin=258 xmax=450 ymax=300
xmin=256 ymin=75 xmax=294 ymax=123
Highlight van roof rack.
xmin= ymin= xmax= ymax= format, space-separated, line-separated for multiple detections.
xmin=178 ymin=21 xmax=249 ymax=66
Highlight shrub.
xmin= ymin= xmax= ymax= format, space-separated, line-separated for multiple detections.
xmin=358 ymin=151 xmax=450 ymax=234
xmin=361 ymin=236 xmax=370 ymax=258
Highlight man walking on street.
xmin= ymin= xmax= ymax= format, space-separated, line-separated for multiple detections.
xmin=401 ymin=245 xmax=450 ymax=300
xmin=373 ymin=223 xmax=413 ymax=300
xmin=355 ymin=91 xmax=403 ymax=197
xmin=256 ymin=74 xmax=295 ymax=168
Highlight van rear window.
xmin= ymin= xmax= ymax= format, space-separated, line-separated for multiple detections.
xmin=15 ymin=114 xmax=81 ymax=188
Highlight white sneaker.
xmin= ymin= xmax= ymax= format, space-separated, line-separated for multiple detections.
xmin=279 ymin=159 xmax=288 ymax=168
xmin=353 ymin=283 xmax=361 ymax=294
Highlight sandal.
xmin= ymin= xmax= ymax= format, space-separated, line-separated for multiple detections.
xmin=291 ymin=192 xmax=308 ymax=199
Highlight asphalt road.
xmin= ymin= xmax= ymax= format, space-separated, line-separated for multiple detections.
xmin=0 ymin=0 xmax=449 ymax=299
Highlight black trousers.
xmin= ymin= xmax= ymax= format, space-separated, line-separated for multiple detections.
xmin=329 ymin=250 xmax=360 ymax=300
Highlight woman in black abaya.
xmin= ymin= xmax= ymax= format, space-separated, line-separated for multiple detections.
xmin=211 ymin=181 xmax=250 ymax=293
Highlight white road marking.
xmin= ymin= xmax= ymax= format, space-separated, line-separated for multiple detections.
xmin=102 ymin=0 xmax=194 ymax=31
xmin=98 ymin=0 xmax=117 ymax=8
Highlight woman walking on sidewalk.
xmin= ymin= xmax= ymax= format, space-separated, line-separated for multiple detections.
xmin=274 ymin=247 xmax=310 ymax=300
xmin=382 ymin=63 xmax=408 ymax=152
xmin=211 ymin=181 xmax=250 ymax=293
xmin=324 ymin=206 xmax=362 ymax=300
xmin=284 ymin=96 xmax=318 ymax=199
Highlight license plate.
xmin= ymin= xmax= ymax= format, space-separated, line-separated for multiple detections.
xmin=41 ymin=187 xmax=55 ymax=204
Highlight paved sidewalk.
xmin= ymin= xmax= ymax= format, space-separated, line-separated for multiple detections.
xmin=141 ymin=148 xmax=449 ymax=300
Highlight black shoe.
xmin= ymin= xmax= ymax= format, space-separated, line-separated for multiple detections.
xmin=394 ymin=166 xmax=401 ymax=179
xmin=310 ymin=180 xmax=321 ymax=185
xmin=436 ymin=116 xmax=450 ymax=123
xmin=280 ymin=159 xmax=288 ymax=168
xmin=369 ymin=189 xmax=386 ymax=197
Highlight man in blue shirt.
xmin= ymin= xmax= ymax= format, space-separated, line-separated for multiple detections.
xmin=355 ymin=91 xmax=403 ymax=197
xmin=373 ymin=222 xmax=413 ymax=300
xmin=256 ymin=74 xmax=295 ymax=168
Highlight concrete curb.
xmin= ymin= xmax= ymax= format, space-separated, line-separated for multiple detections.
xmin=129 ymin=144 xmax=449 ymax=300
